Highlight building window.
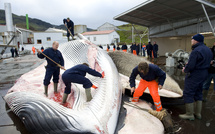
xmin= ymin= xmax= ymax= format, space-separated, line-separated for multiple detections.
xmin=37 ymin=40 xmax=42 ymax=44
xmin=94 ymin=37 xmax=96 ymax=41
xmin=47 ymin=37 xmax=51 ymax=41
xmin=88 ymin=37 xmax=90 ymax=40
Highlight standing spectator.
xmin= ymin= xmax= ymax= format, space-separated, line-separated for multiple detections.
xmin=32 ymin=46 xmax=36 ymax=55
xmin=117 ymin=44 xmax=121 ymax=51
xmin=113 ymin=44 xmax=116 ymax=51
xmin=63 ymin=17 xmax=74 ymax=41
xmin=146 ymin=42 xmax=153 ymax=58
xmin=153 ymin=41 xmax=158 ymax=58
xmin=132 ymin=42 xmax=137 ymax=55
xmin=36 ymin=41 xmax=65 ymax=97
xmin=179 ymin=34 xmax=212 ymax=120
xmin=10 ymin=47 xmax=14 ymax=57
xmin=14 ymin=47 xmax=19 ymax=57
xmin=202 ymin=42 xmax=215 ymax=101
xmin=17 ymin=42 xmax=20 ymax=50
xmin=41 ymin=46 xmax=44 ymax=52
xmin=130 ymin=43 xmax=134 ymax=53
xmin=136 ymin=43 xmax=140 ymax=56
xmin=142 ymin=43 xmax=146 ymax=57
xmin=122 ymin=43 xmax=128 ymax=52
xmin=107 ymin=44 xmax=110 ymax=52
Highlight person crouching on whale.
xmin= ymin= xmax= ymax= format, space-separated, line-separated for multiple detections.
xmin=61 ymin=63 xmax=105 ymax=103
xmin=129 ymin=61 xmax=166 ymax=111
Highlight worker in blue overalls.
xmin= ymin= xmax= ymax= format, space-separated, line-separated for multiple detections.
xmin=61 ymin=63 xmax=104 ymax=103
xmin=37 ymin=41 xmax=65 ymax=96
xmin=179 ymin=34 xmax=212 ymax=120
xmin=63 ymin=17 xmax=74 ymax=41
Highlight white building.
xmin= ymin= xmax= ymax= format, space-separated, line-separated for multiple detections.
xmin=82 ymin=30 xmax=120 ymax=47
xmin=97 ymin=22 xmax=119 ymax=31
xmin=74 ymin=25 xmax=87 ymax=34
xmin=33 ymin=28 xmax=67 ymax=49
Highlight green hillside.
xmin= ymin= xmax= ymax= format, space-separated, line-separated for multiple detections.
xmin=0 ymin=9 xmax=58 ymax=31
xmin=116 ymin=24 xmax=148 ymax=44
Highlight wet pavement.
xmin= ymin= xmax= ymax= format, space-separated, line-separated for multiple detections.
xmin=0 ymin=54 xmax=44 ymax=134
xmin=0 ymin=55 xmax=215 ymax=134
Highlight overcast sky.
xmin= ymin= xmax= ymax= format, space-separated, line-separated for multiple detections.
xmin=1 ymin=0 xmax=145 ymax=29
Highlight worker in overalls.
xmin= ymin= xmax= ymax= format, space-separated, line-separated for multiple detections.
xmin=63 ymin=17 xmax=74 ymax=41
xmin=37 ymin=41 xmax=65 ymax=96
xmin=129 ymin=62 xmax=166 ymax=111
xmin=61 ymin=63 xmax=104 ymax=103
xmin=179 ymin=34 xmax=212 ymax=120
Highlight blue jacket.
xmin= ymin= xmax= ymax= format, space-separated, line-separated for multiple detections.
xmin=129 ymin=64 xmax=166 ymax=88
xmin=146 ymin=43 xmax=153 ymax=52
xmin=63 ymin=19 xmax=74 ymax=29
xmin=37 ymin=48 xmax=64 ymax=67
xmin=136 ymin=44 xmax=140 ymax=54
xmin=184 ymin=42 xmax=212 ymax=73
xmin=121 ymin=45 xmax=127 ymax=50
xmin=153 ymin=44 xmax=158 ymax=52
xmin=64 ymin=64 xmax=102 ymax=78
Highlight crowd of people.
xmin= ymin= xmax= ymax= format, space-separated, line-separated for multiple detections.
xmin=98 ymin=41 xmax=159 ymax=60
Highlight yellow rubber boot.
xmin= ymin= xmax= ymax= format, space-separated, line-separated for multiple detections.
xmin=54 ymin=83 xmax=58 ymax=93
xmin=62 ymin=93 xmax=68 ymax=104
xmin=179 ymin=103 xmax=195 ymax=121
xmin=195 ymin=101 xmax=202 ymax=119
xmin=85 ymin=88 xmax=92 ymax=102
xmin=44 ymin=86 xmax=48 ymax=97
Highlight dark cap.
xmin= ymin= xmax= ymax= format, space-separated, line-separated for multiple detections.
xmin=192 ymin=34 xmax=204 ymax=42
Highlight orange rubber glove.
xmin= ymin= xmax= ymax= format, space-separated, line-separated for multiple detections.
xmin=92 ymin=84 xmax=98 ymax=89
xmin=101 ymin=71 xmax=105 ymax=78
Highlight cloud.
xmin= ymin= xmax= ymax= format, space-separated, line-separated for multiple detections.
xmin=1 ymin=0 xmax=144 ymax=29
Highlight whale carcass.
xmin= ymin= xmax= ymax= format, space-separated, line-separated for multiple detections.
xmin=4 ymin=34 xmax=122 ymax=134
xmin=108 ymin=51 xmax=183 ymax=98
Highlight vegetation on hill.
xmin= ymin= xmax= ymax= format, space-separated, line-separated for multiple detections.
xmin=0 ymin=9 xmax=62 ymax=31
xmin=116 ymin=24 xmax=149 ymax=45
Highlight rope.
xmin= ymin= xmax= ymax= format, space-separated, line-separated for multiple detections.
xmin=124 ymin=101 xmax=166 ymax=120
xmin=124 ymin=101 xmax=148 ymax=112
